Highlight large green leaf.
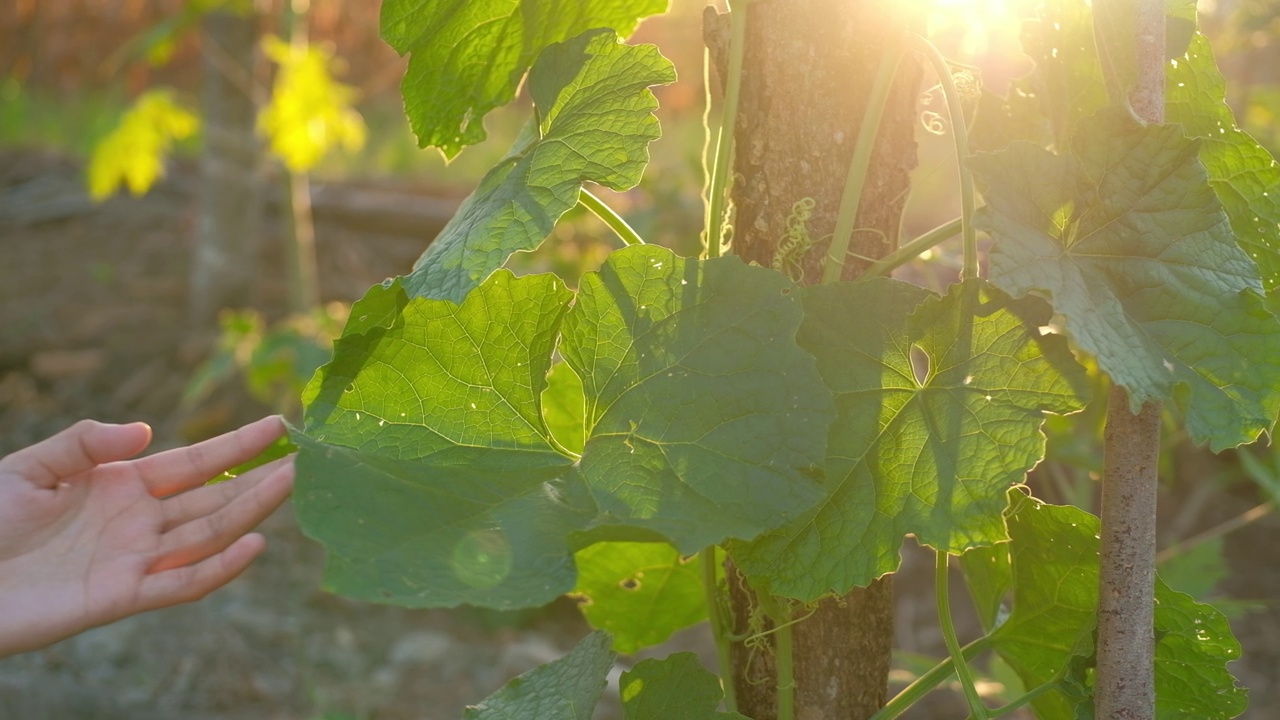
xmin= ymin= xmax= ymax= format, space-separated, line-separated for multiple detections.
xmin=383 ymin=0 xmax=668 ymax=156
xmin=293 ymin=271 xmax=589 ymax=609
xmin=1167 ymin=34 xmax=1280 ymax=293
xmin=572 ymin=542 xmax=705 ymax=654
xmin=620 ymin=653 xmax=749 ymax=720
xmin=293 ymin=245 xmax=833 ymax=608
xmin=735 ymin=278 xmax=1087 ymax=600
xmin=405 ymin=29 xmax=675 ymax=303
xmin=564 ymin=246 xmax=833 ymax=552
xmin=971 ymin=492 xmax=1247 ymax=719
xmin=973 ymin=112 xmax=1280 ymax=451
xmin=463 ymin=631 xmax=616 ymax=720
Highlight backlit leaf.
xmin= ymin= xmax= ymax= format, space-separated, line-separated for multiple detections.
xmin=463 ymin=631 xmax=615 ymax=720
xmin=621 ymin=653 xmax=749 ymax=719
xmin=572 ymin=542 xmax=705 ymax=654
xmin=975 ymin=492 xmax=1247 ymax=719
xmin=383 ymin=0 xmax=668 ymax=157
xmin=1167 ymin=34 xmax=1280 ymax=293
xmin=973 ymin=111 xmax=1280 ymax=451
xmin=293 ymin=245 xmax=833 ymax=608
xmin=735 ymin=278 xmax=1088 ymax=600
xmin=405 ymin=29 xmax=675 ymax=302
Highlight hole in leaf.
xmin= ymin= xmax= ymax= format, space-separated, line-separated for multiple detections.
xmin=910 ymin=345 xmax=930 ymax=386
xmin=619 ymin=577 xmax=641 ymax=591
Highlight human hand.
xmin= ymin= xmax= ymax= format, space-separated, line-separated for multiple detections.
xmin=0 ymin=416 xmax=294 ymax=657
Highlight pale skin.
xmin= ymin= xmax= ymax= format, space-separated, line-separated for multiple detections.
xmin=0 ymin=415 xmax=295 ymax=657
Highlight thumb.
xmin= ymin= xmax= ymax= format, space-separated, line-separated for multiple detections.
xmin=0 ymin=420 xmax=152 ymax=488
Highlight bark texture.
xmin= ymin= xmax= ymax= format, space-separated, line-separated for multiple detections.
xmin=717 ymin=1 xmax=921 ymax=717
xmin=190 ymin=10 xmax=263 ymax=323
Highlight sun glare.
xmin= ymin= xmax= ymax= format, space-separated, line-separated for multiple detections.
xmin=920 ymin=0 xmax=1029 ymax=58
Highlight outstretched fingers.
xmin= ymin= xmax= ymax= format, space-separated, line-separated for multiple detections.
xmin=148 ymin=460 xmax=294 ymax=573
xmin=135 ymin=534 xmax=267 ymax=612
xmin=0 ymin=420 xmax=152 ymax=489
xmin=132 ymin=416 xmax=287 ymax=497
xmin=158 ymin=457 xmax=294 ymax=533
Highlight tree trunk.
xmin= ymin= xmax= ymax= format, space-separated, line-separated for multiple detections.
xmin=718 ymin=1 xmax=921 ymax=718
xmin=189 ymin=9 xmax=262 ymax=323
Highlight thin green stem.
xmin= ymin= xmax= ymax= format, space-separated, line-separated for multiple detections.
xmin=936 ymin=551 xmax=990 ymax=720
xmin=985 ymin=673 xmax=1063 ymax=718
xmin=759 ymin=594 xmax=795 ymax=720
xmin=872 ymin=636 xmax=991 ymax=720
xmin=702 ymin=546 xmax=738 ymax=713
xmin=822 ymin=32 xmax=906 ymax=284
xmin=704 ymin=0 xmax=751 ymax=259
xmin=861 ymin=215 xmax=965 ymax=279
xmin=909 ymin=33 xmax=978 ymax=280
xmin=579 ymin=188 xmax=644 ymax=247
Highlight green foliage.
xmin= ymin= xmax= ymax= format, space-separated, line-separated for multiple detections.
xmin=293 ymin=244 xmax=833 ymax=607
xmin=621 ymin=653 xmax=749 ymax=719
xmin=735 ymin=278 xmax=1088 ymax=599
xmin=1166 ymin=34 xmax=1280 ymax=293
xmin=572 ymin=542 xmax=706 ymax=654
xmin=964 ymin=492 xmax=1247 ymax=719
xmin=973 ymin=111 xmax=1280 ymax=451
xmin=462 ymin=631 xmax=615 ymax=720
xmin=382 ymin=0 xmax=668 ymax=157
xmin=405 ymin=29 xmax=676 ymax=303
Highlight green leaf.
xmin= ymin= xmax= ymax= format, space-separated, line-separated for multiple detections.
xmin=405 ymin=29 xmax=675 ymax=302
xmin=564 ymin=246 xmax=833 ymax=552
xmin=1157 ymin=538 xmax=1227 ymax=601
xmin=959 ymin=541 xmax=1012 ymax=632
xmin=1007 ymin=0 xmax=1107 ymax=148
xmin=735 ymin=278 xmax=1088 ymax=599
xmin=543 ymin=361 xmax=587 ymax=456
xmin=1167 ymin=34 xmax=1280 ymax=294
xmin=973 ymin=111 xmax=1280 ymax=451
xmin=293 ymin=271 xmax=590 ymax=608
xmin=983 ymin=492 xmax=1247 ymax=719
xmin=620 ymin=653 xmax=749 ymax=720
xmin=463 ymin=630 xmax=616 ymax=720
xmin=572 ymin=542 xmax=706 ymax=654
xmin=293 ymin=245 xmax=833 ymax=608
xmin=384 ymin=0 xmax=668 ymax=157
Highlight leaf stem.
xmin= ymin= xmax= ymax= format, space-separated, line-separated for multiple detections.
xmin=579 ymin=188 xmax=644 ymax=247
xmin=704 ymin=0 xmax=751 ymax=259
xmin=759 ymin=594 xmax=796 ymax=720
xmin=702 ymin=546 xmax=738 ymax=713
xmin=909 ymin=33 xmax=978 ymax=280
xmin=984 ymin=672 xmax=1063 ymax=718
xmin=871 ymin=636 xmax=991 ymax=720
xmin=861 ymin=215 xmax=966 ymax=279
xmin=822 ymin=31 xmax=905 ymax=284
xmin=936 ymin=551 xmax=989 ymax=720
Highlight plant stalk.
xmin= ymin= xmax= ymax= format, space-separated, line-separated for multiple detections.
xmin=909 ymin=33 xmax=978 ymax=280
xmin=579 ymin=188 xmax=645 ymax=246
xmin=935 ymin=551 xmax=989 ymax=719
xmin=702 ymin=546 xmax=738 ymax=713
xmin=822 ymin=33 xmax=905 ymax=284
xmin=704 ymin=0 xmax=751 ymax=259
xmin=1095 ymin=1 xmax=1164 ymax=717
xmin=862 ymin=215 xmax=965 ymax=279
xmin=871 ymin=636 xmax=991 ymax=720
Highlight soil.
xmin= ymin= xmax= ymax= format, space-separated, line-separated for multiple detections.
xmin=0 ymin=149 xmax=1276 ymax=719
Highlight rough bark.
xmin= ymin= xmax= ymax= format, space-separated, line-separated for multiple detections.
xmin=716 ymin=1 xmax=921 ymax=718
xmin=189 ymin=10 xmax=262 ymax=323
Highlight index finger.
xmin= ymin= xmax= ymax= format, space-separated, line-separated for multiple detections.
xmin=133 ymin=416 xmax=287 ymax=497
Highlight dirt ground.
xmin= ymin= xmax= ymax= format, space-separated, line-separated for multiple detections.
xmin=0 ymin=149 xmax=1276 ymax=719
